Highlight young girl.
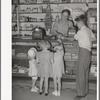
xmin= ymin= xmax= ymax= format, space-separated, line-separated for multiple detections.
xmin=28 ymin=48 xmax=39 ymax=92
xmin=52 ymin=40 xmax=65 ymax=96
xmin=37 ymin=40 xmax=54 ymax=96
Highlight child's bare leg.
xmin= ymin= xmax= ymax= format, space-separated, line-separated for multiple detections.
xmin=39 ymin=77 xmax=44 ymax=92
xmin=31 ymin=77 xmax=38 ymax=92
xmin=57 ymin=77 xmax=61 ymax=96
xmin=52 ymin=76 xmax=58 ymax=96
xmin=32 ymin=79 xmax=36 ymax=89
xmin=44 ymin=77 xmax=48 ymax=93
xmin=53 ymin=76 xmax=57 ymax=92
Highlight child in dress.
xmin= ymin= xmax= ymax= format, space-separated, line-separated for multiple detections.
xmin=27 ymin=48 xmax=39 ymax=92
xmin=52 ymin=40 xmax=65 ymax=96
xmin=37 ymin=40 xmax=54 ymax=96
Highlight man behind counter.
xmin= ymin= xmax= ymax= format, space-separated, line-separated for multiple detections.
xmin=51 ymin=9 xmax=74 ymax=39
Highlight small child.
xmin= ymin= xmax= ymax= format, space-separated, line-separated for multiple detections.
xmin=52 ymin=40 xmax=65 ymax=96
xmin=27 ymin=48 xmax=39 ymax=92
xmin=37 ymin=40 xmax=54 ymax=96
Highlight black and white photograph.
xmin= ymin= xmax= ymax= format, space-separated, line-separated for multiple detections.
xmin=1 ymin=0 xmax=99 ymax=100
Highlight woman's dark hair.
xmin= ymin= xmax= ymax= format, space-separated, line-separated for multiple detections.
xmin=61 ymin=9 xmax=70 ymax=16
xmin=75 ymin=14 xmax=87 ymax=25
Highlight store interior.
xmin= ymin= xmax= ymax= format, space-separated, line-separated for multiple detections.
xmin=12 ymin=0 xmax=97 ymax=100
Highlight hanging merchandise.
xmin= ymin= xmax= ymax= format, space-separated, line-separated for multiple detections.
xmin=55 ymin=15 xmax=60 ymax=21
xmin=44 ymin=1 xmax=53 ymax=31
xmin=71 ymin=8 xmax=85 ymax=20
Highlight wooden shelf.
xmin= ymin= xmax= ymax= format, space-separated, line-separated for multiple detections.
xmin=12 ymin=56 xmax=28 ymax=60
xmin=18 ymin=12 xmax=63 ymax=14
xmin=19 ymin=21 xmax=45 ymax=23
xmin=12 ymin=73 xmax=97 ymax=81
xmin=12 ymin=38 xmax=77 ymax=43
xmin=14 ymin=2 xmax=96 ymax=5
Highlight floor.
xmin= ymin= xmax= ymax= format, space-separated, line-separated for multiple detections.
xmin=12 ymin=77 xmax=97 ymax=100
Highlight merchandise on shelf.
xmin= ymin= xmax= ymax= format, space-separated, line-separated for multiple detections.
xmin=66 ymin=69 xmax=76 ymax=75
xmin=68 ymin=28 xmax=76 ymax=37
xmin=64 ymin=53 xmax=72 ymax=60
xmin=12 ymin=24 xmax=17 ymax=31
xmin=37 ymin=0 xmax=43 ymax=3
xmin=92 ymin=49 xmax=97 ymax=55
xmin=71 ymin=7 xmax=85 ymax=20
xmin=17 ymin=0 xmax=96 ymax=4
xmin=91 ymin=55 xmax=97 ymax=61
xmin=16 ymin=53 xmax=27 ymax=58
xmin=62 ymin=0 xmax=70 ymax=3
xmin=20 ymin=0 xmax=37 ymax=4
xmin=65 ymin=61 xmax=77 ymax=68
xmin=12 ymin=0 xmax=19 ymax=4
xmin=12 ymin=14 xmax=17 ymax=22
xmin=71 ymin=53 xmax=78 ymax=59
xmin=42 ymin=0 xmax=49 ymax=3
xmin=87 ymin=8 xmax=97 ymax=32
xmin=12 ymin=64 xmax=28 ymax=74
xmin=12 ymin=5 xmax=17 ymax=13
xmin=44 ymin=4 xmax=53 ymax=31
xmin=70 ymin=0 xmax=94 ymax=2
xmin=18 ymin=67 xmax=28 ymax=73
xmin=90 ymin=64 xmax=97 ymax=76
xmin=92 ymin=42 xmax=97 ymax=47
xmin=32 ymin=26 xmax=46 ymax=39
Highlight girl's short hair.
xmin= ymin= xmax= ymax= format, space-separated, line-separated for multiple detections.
xmin=39 ymin=40 xmax=51 ymax=50
xmin=75 ymin=14 xmax=87 ymax=24
xmin=61 ymin=9 xmax=70 ymax=16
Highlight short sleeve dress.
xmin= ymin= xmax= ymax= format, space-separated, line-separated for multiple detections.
xmin=37 ymin=50 xmax=54 ymax=78
xmin=53 ymin=50 xmax=65 ymax=77
xmin=28 ymin=59 xmax=38 ymax=77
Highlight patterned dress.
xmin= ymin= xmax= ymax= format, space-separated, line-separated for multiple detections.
xmin=53 ymin=50 xmax=64 ymax=77
xmin=37 ymin=50 xmax=54 ymax=78
xmin=28 ymin=59 xmax=37 ymax=77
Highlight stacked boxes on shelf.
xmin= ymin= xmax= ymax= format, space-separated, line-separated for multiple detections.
xmin=12 ymin=40 xmax=97 ymax=77
xmin=12 ymin=64 xmax=28 ymax=74
xmin=87 ymin=8 xmax=97 ymax=34
xmin=64 ymin=42 xmax=78 ymax=75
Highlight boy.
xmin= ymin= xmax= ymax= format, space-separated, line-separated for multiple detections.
xmin=74 ymin=14 xmax=96 ymax=100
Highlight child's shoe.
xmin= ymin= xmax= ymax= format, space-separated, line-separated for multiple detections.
xmin=34 ymin=86 xmax=39 ymax=91
xmin=57 ymin=91 xmax=60 ymax=96
xmin=52 ymin=91 xmax=58 ymax=96
xmin=31 ymin=88 xmax=38 ymax=92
